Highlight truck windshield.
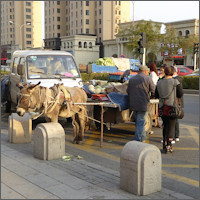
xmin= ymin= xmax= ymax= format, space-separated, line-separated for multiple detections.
xmin=27 ymin=55 xmax=80 ymax=79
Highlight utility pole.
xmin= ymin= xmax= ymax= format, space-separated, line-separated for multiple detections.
xmin=194 ymin=43 xmax=199 ymax=70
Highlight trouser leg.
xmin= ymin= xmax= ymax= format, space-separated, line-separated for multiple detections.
xmin=134 ymin=111 xmax=148 ymax=142
xmin=174 ymin=119 xmax=179 ymax=139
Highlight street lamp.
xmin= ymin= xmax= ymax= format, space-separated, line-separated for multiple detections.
xmin=9 ymin=21 xmax=31 ymax=50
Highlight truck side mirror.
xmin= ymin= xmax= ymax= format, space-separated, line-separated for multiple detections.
xmin=17 ymin=64 xmax=25 ymax=75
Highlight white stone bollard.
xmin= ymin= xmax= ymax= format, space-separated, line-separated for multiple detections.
xmin=120 ymin=141 xmax=162 ymax=196
xmin=33 ymin=122 xmax=65 ymax=160
xmin=8 ymin=113 xmax=32 ymax=143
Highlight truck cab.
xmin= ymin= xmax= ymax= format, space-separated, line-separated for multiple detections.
xmin=8 ymin=50 xmax=82 ymax=107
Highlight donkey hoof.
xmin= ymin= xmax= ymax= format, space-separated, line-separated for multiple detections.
xmin=76 ymin=140 xmax=80 ymax=144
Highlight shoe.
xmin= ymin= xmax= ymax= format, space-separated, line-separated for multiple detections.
xmin=166 ymin=145 xmax=173 ymax=153
xmin=171 ymin=140 xmax=175 ymax=144
xmin=149 ymin=131 xmax=154 ymax=135
xmin=175 ymin=138 xmax=179 ymax=142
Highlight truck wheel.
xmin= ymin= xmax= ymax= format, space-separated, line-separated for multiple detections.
xmin=5 ymin=100 xmax=11 ymax=113
xmin=145 ymin=113 xmax=152 ymax=134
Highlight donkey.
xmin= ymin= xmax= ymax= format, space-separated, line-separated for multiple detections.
xmin=16 ymin=82 xmax=88 ymax=144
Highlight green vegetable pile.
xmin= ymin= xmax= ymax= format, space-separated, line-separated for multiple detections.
xmin=94 ymin=57 xmax=115 ymax=66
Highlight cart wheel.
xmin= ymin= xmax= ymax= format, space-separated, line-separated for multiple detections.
xmin=145 ymin=113 xmax=152 ymax=134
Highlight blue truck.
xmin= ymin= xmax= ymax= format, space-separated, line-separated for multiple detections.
xmin=87 ymin=58 xmax=141 ymax=81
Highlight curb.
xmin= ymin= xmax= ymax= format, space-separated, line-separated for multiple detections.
xmin=183 ymin=89 xmax=199 ymax=94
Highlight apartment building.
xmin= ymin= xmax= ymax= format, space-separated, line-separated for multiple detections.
xmin=44 ymin=1 xmax=130 ymax=45
xmin=1 ymin=1 xmax=42 ymax=50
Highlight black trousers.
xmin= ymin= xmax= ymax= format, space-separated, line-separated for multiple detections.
xmin=162 ymin=116 xmax=177 ymax=145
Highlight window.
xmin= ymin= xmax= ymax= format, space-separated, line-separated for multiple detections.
xmin=99 ymin=28 xmax=101 ymax=33
xmin=57 ymin=25 xmax=60 ymax=29
xmin=89 ymin=42 xmax=92 ymax=48
xmin=86 ymin=1 xmax=89 ymax=6
xmin=86 ymin=19 xmax=89 ymax=24
xmin=99 ymin=1 xmax=101 ymax=6
xmin=57 ymin=8 xmax=60 ymax=13
xmin=99 ymin=9 xmax=101 ymax=15
xmin=95 ymin=11 xmax=97 ymax=16
xmin=26 ymin=34 xmax=31 ymax=38
xmin=64 ymin=42 xmax=66 ymax=48
xmin=86 ymin=10 xmax=89 ymax=15
xmin=84 ymin=42 xmax=87 ymax=48
xmin=67 ymin=42 xmax=69 ymax=48
xmin=26 ymin=15 xmax=31 ymax=19
xmin=71 ymin=42 xmax=73 ymax=48
xmin=71 ymin=3 xmax=73 ymax=9
xmin=12 ymin=57 xmax=20 ymax=73
xmin=76 ymin=2 xmax=78 ymax=8
xmin=81 ymin=19 xmax=83 ymax=25
xmin=57 ymin=17 xmax=60 ymax=21
xmin=76 ymin=29 xmax=78 ymax=34
xmin=26 ymin=8 xmax=31 ymax=12
xmin=76 ymin=11 xmax=78 ymax=17
xmin=86 ymin=28 xmax=89 ymax=34
xmin=178 ymin=31 xmax=182 ymax=36
xmin=26 ymin=2 xmax=31 ymax=6
xmin=185 ymin=30 xmax=190 ymax=37
xmin=57 ymin=1 xmax=60 ymax=5
xmin=78 ymin=42 xmax=82 ymax=48
xmin=119 ymin=1 xmax=121 ymax=5
xmin=71 ymin=12 xmax=73 ymax=17
xmin=26 ymin=41 xmax=31 ymax=44
xmin=81 ymin=10 xmax=83 ymax=15
xmin=57 ymin=33 xmax=60 ymax=37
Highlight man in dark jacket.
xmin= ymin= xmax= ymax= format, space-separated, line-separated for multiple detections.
xmin=127 ymin=65 xmax=156 ymax=142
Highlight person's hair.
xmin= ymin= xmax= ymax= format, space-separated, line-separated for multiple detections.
xmin=161 ymin=64 xmax=167 ymax=69
xmin=164 ymin=65 xmax=174 ymax=76
xmin=171 ymin=66 xmax=176 ymax=75
xmin=148 ymin=62 xmax=158 ymax=75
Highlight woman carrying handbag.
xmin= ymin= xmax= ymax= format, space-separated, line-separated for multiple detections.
xmin=155 ymin=65 xmax=183 ymax=153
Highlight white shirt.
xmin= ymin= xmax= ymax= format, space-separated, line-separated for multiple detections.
xmin=150 ymin=71 xmax=159 ymax=85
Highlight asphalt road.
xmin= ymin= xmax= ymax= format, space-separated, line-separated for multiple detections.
xmin=1 ymin=93 xmax=199 ymax=199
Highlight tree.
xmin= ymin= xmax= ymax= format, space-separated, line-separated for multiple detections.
xmin=118 ymin=20 xmax=164 ymax=63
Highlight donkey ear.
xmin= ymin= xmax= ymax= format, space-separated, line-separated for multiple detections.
xmin=27 ymin=82 xmax=41 ymax=92
xmin=16 ymin=82 xmax=25 ymax=90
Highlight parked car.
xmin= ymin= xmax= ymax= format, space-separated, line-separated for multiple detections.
xmin=177 ymin=66 xmax=193 ymax=76
xmin=185 ymin=69 xmax=199 ymax=76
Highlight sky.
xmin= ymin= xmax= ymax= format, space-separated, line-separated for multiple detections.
xmin=131 ymin=1 xmax=199 ymax=23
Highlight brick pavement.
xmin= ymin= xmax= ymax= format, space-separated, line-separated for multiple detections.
xmin=1 ymin=128 xmax=193 ymax=199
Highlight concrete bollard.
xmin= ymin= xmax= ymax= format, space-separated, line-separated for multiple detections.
xmin=8 ymin=113 xmax=32 ymax=143
xmin=33 ymin=122 xmax=65 ymax=160
xmin=120 ymin=141 xmax=161 ymax=196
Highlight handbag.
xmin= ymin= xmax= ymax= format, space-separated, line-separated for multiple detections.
xmin=159 ymin=80 xmax=184 ymax=119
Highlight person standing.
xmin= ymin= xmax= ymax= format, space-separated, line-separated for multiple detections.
xmin=171 ymin=66 xmax=184 ymax=142
xmin=127 ymin=65 xmax=155 ymax=142
xmin=148 ymin=62 xmax=159 ymax=85
xmin=158 ymin=64 xmax=166 ymax=80
xmin=155 ymin=65 xmax=183 ymax=153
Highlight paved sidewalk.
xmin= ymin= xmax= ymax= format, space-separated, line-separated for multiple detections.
xmin=1 ymin=129 xmax=193 ymax=199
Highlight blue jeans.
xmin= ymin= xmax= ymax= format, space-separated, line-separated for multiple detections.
xmin=134 ymin=111 xmax=148 ymax=142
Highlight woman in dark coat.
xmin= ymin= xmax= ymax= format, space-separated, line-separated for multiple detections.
xmin=155 ymin=65 xmax=183 ymax=153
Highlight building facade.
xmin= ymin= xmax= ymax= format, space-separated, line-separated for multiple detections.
xmin=103 ymin=19 xmax=199 ymax=67
xmin=1 ymin=1 xmax=42 ymax=50
xmin=60 ymin=35 xmax=99 ymax=68
xmin=164 ymin=19 xmax=199 ymax=67
xmin=44 ymin=1 xmax=130 ymax=46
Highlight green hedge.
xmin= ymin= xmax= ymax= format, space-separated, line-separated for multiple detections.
xmin=81 ymin=73 xmax=110 ymax=82
xmin=182 ymin=76 xmax=199 ymax=90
